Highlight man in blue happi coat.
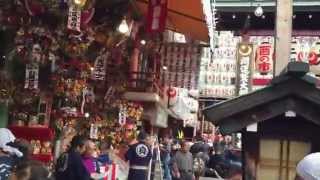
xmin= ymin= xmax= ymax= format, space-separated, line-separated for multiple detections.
xmin=125 ymin=131 xmax=152 ymax=180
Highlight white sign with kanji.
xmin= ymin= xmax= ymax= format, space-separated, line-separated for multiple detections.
xmin=67 ymin=6 xmax=81 ymax=32
xmin=24 ymin=63 xmax=39 ymax=89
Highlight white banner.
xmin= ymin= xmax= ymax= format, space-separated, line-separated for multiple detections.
xmin=118 ymin=105 xmax=127 ymax=126
xmin=24 ymin=63 xmax=39 ymax=89
xmin=67 ymin=6 xmax=81 ymax=32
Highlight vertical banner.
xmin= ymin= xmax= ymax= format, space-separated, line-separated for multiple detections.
xmin=24 ymin=64 xmax=39 ymax=89
xmin=146 ymin=0 xmax=168 ymax=33
xmin=90 ymin=123 xmax=99 ymax=139
xmin=255 ymin=43 xmax=273 ymax=75
xmin=236 ymin=43 xmax=253 ymax=96
xmin=92 ymin=53 xmax=108 ymax=80
xmin=67 ymin=6 xmax=81 ymax=32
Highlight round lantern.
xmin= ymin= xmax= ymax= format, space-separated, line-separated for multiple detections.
xmin=309 ymin=52 xmax=319 ymax=65
xmin=310 ymin=43 xmax=320 ymax=65
xmin=167 ymin=88 xmax=177 ymax=98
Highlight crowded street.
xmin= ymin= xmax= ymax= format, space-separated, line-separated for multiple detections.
xmin=1 ymin=0 xmax=320 ymax=180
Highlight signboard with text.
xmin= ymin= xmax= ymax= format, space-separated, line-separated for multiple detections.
xmin=236 ymin=43 xmax=253 ymax=96
xmin=199 ymin=32 xmax=241 ymax=98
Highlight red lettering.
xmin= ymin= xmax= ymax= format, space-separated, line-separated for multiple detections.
xmin=259 ymin=46 xmax=271 ymax=56
xmin=258 ymin=62 xmax=271 ymax=73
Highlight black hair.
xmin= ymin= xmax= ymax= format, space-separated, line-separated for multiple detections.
xmin=14 ymin=160 xmax=52 ymax=180
xmin=137 ymin=131 xmax=149 ymax=141
xmin=69 ymin=135 xmax=87 ymax=150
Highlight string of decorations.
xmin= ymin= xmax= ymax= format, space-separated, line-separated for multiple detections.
xmin=201 ymin=0 xmax=219 ymax=52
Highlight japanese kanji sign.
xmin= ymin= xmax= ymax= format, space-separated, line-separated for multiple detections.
xmin=255 ymin=43 xmax=273 ymax=74
xmin=67 ymin=6 xmax=81 ymax=32
xmin=236 ymin=43 xmax=253 ymax=96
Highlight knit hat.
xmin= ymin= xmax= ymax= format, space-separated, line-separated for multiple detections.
xmin=296 ymin=152 xmax=320 ymax=180
xmin=0 ymin=128 xmax=23 ymax=157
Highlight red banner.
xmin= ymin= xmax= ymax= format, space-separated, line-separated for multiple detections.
xmin=146 ymin=0 xmax=168 ymax=33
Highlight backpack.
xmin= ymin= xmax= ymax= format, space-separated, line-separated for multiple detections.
xmin=55 ymin=152 xmax=69 ymax=173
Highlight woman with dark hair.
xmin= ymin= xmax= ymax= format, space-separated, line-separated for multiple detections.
xmin=55 ymin=135 xmax=90 ymax=180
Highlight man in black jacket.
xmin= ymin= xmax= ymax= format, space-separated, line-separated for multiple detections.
xmin=55 ymin=135 xmax=90 ymax=180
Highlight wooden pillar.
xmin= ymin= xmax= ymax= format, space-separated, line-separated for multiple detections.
xmin=274 ymin=0 xmax=293 ymax=76
xmin=130 ymin=48 xmax=140 ymax=88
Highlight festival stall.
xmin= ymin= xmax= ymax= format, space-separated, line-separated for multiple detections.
xmin=0 ymin=0 xmax=148 ymax=170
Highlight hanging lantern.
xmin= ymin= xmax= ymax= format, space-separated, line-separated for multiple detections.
xmin=73 ymin=0 xmax=87 ymax=8
xmin=118 ymin=19 xmax=129 ymax=34
xmin=167 ymin=87 xmax=177 ymax=98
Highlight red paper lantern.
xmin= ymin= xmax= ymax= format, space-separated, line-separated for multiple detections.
xmin=309 ymin=52 xmax=319 ymax=65
xmin=167 ymin=88 xmax=177 ymax=98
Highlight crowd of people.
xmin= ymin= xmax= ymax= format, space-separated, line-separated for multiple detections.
xmin=156 ymin=136 xmax=242 ymax=180
xmin=1 ymin=127 xmax=320 ymax=180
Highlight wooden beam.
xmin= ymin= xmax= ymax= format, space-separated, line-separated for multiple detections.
xmin=292 ymin=97 xmax=320 ymax=126
xmin=204 ymin=79 xmax=301 ymax=123
xmin=216 ymin=96 xmax=320 ymax=134
xmin=274 ymin=0 xmax=293 ymax=76
xmin=218 ymin=97 xmax=291 ymax=134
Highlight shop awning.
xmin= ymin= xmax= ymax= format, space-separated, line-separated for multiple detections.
xmin=135 ymin=0 xmax=209 ymax=42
